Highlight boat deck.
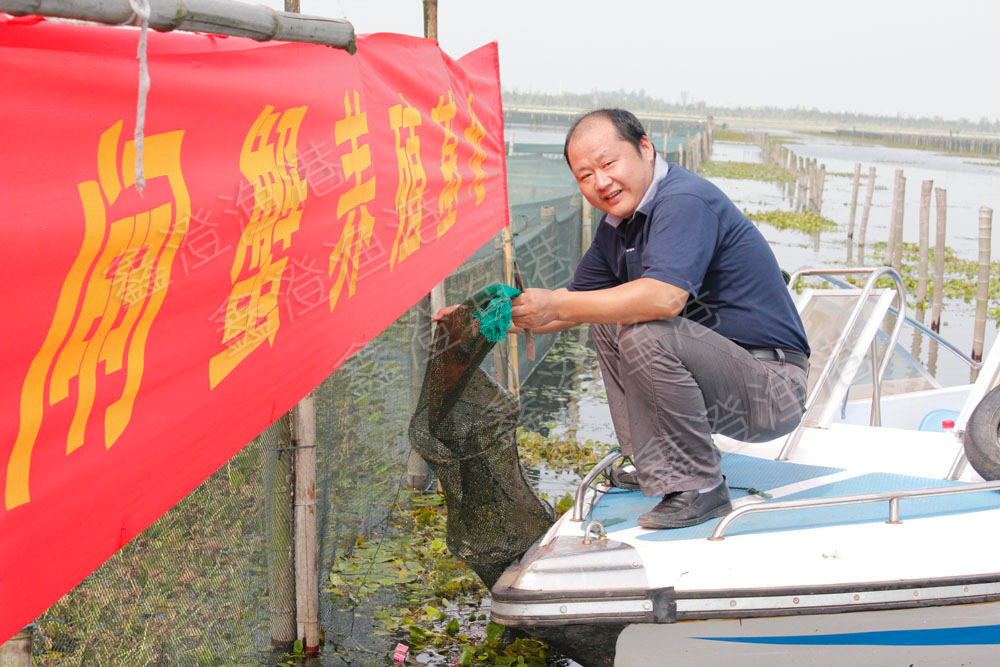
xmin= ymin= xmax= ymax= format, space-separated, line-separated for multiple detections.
xmin=590 ymin=453 xmax=1000 ymax=542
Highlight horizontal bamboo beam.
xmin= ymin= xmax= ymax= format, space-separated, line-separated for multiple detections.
xmin=1 ymin=0 xmax=356 ymax=52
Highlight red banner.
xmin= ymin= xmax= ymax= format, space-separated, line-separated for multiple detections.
xmin=0 ymin=16 xmax=507 ymax=641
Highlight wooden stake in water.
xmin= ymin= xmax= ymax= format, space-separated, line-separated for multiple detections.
xmin=581 ymin=195 xmax=593 ymax=252
xmin=887 ymin=170 xmax=905 ymax=269
xmin=847 ymin=163 xmax=861 ymax=240
xmin=816 ymin=164 xmax=826 ymax=214
xmin=972 ymin=206 xmax=993 ymax=362
xmin=931 ymin=188 xmax=947 ymax=333
xmin=857 ymin=166 xmax=876 ymax=262
xmin=917 ymin=179 xmax=933 ymax=304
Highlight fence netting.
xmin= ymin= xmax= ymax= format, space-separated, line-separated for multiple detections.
xmin=31 ymin=182 xmax=585 ymax=665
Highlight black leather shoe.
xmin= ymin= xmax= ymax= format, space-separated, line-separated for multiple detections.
xmin=604 ymin=465 xmax=640 ymax=490
xmin=637 ymin=483 xmax=732 ymax=529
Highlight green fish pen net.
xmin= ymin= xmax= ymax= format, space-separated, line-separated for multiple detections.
xmin=409 ymin=287 xmax=555 ymax=588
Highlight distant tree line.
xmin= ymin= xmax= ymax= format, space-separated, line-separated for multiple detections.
xmin=502 ymin=89 xmax=999 ymax=135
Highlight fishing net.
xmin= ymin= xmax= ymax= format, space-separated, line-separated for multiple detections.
xmin=409 ymin=286 xmax=555 ymax=588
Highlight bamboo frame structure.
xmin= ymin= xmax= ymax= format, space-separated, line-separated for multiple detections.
xmin=0 ymin=0 xmax=357 ymax=51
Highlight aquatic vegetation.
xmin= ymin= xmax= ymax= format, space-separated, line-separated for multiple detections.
xmin=321 ymin=429 xmax=600 ymax=665
xmin=861 ymin=242 xmax=1000 ymax=308
xmin=327 ymin=490 xmax=553 ymax=666
xmin=744 ymin=208 xmax=837 ymax=233
xmin=713 ymin=128 xmax=751 ymax=143
xmin=700 ymin=160 xmax=794 ymax=183
xmin=517 ymin=427 xmax=612 ymax=471
xmin=964 ymin=160 xmax=1000 ymax=168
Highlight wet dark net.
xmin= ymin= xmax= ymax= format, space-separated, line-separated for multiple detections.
xmin=409 ymin=289 xmax=556 ymax=588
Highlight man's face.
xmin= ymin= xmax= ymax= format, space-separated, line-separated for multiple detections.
xmin=566 ymin=118 xmax=655 ymax=220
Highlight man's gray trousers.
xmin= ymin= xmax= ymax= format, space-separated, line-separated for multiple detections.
xmin=591 ymin=318 xmax=808 ymax=496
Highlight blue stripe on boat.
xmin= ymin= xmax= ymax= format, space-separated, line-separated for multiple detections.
xmin=694 ymin=623 xmax=1000 ymax=645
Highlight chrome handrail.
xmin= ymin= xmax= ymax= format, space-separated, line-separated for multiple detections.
xmin=779 ymin=267 xmax=907 ymax=460
xmin=707 ymin=479 xmax=1000 ymax=541
xmin=570 ymin=450 xmax=625 ymax=522
xmin=818 ymin=274 xmax=982 ymax=371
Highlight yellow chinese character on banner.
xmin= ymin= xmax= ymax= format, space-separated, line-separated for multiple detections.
xmin=209 ymin=105 xmax=307 ymax=389
xmin=388 ymin=94 xmax=427 ymax=270
xmin=6 ymin=120 xmax=190 ymax=510
xmin=464 ymin=93 xmax=487 ymax=205
xmin=431 ymin=90 xmax=462 ymax=239
xmin=329 ymin=90 xmax=376 ymax=312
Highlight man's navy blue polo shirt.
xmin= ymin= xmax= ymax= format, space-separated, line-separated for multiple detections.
xmin=567 ymin=161 xmax=810 ymax=356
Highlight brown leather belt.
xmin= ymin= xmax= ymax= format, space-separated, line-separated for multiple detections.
xmin=743 ymin=346 xmax=809 ymax=374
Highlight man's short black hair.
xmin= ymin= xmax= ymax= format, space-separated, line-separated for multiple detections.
xmin=563 ymin=108 xmax=647 ymax=168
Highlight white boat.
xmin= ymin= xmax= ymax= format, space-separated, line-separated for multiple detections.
xmin=490 ymin=267 xmax=1000 ymax=666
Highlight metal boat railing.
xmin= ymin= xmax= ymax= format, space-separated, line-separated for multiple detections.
xmin=818 ymin=273 xmax=982 ymax=371
xmin=778 ymin=267 xmax=908 ymax=460
xmin=706 ymin=479 xmax=1000 ymax=541
xmin=570 ymin=450 xmax=624 ymax=522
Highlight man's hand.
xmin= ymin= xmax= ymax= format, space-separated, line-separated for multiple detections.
xmin=511 ymin=288 xmax=560 ymax=330
xmin=433 ymin=305 xmax=459 ymax=321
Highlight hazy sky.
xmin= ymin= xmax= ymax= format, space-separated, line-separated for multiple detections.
xmin=256 ymin=0 xmax=997 ymax=122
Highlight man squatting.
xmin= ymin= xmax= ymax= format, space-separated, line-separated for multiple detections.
xmin=505 ymin=109 xmax=811 ymax=529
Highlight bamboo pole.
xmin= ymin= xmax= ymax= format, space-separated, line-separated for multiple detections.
xmin=808 ymin=160 xmax=816 ymax=211
xmin=847 ymin=163 xmax=861 ymax=241
xmin=503 ymin=224 xmax=520 ymax=398
xmin=857 ymin=166 xmax=876 ymax=263
xmin=422 ymin=0 xmax=437 ymax=40
xmin=292 ymin=394 xmax=319 ymax=656
xmin=972 ymin=207 xmax=993 ymax=362
xmin=405 ymin=0 xmax=439 ymax=490
xmin=265 ymin=417 xmax=296 ymax=647
xmin=893 ymin=175 xmax=905 ymax=272
xmin=406 ymin=297 xmax=431 ymax=490
xmin=0 ymin=628 xmax=31 ymax=666
xmin=816 ymin=164 xmax=826 ymax=214
xmin=491 ymin=233 xmax=508 ymax=383
xmin=917 ymin=180 xmax=933 ymax=304
xmin=931 ymin=188 xmax=947 ymax=332
xmin=887 ymin=170 xmax=904 ymax=268
xmin=276 ymin=1 xmax=319 ymax=655
xmin=581 ymin=196 xmax=593 ymax=252
xmin=0 ymin=0 xmax=357 ymax=50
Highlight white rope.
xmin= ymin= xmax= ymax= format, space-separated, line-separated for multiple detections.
xmin=129 ymin=0 xmax=151 ymax=196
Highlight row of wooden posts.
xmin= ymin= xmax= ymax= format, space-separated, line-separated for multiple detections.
xmin=757 ymin=134 xmax=826 ymax=214
xmin=831 ymin=129 xmax=1000 ymax=157
xmin=751 ymin=131 xmax=995 ymax=364
xmin=668 ymin=120 xmax=714 ymax=173
xmin=842 ymin=162 xmax=996 ymax=362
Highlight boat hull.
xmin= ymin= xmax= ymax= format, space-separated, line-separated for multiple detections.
xmin=615 ymin=601 xmax=1000 ymax=666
